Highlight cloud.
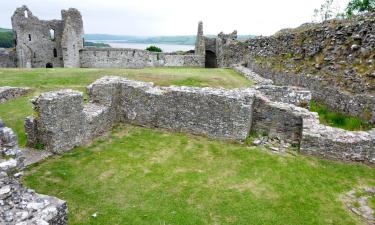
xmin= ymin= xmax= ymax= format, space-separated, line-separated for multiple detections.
xmin=0 ymin=0 xmax=350 ymax=36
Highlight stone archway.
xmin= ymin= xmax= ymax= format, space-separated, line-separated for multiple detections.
xmin=205 ymin=50 xmax=217 ymax=68
xmin=46 ymin=63 xmax=53 ymax=68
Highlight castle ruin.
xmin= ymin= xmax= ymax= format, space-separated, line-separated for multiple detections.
xmin=11 ymin=6 xmax=84 ymax=68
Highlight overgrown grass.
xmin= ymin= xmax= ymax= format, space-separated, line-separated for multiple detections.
xmin=0 ymin=68 xmax=252 ymax=146
xmin=310 ymin=101 xmax=373 ymax=131
xmin=23 ymin=125 xmax=375 ymax=225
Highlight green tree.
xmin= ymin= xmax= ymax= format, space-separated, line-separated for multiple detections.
xmin=314 ymin=0 xmax=335 ymax=22
xmin=346 ymin=0 xmax=375 ymax=16
xmin=145 ymin=45 xmax=162 ymax=52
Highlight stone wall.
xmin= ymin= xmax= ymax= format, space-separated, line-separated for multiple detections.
xmin=0 ymin=119 xmax=67 ymax=224
xmin=80 ymin=48 xmax=204 ymax=68
xmin=25 ymin=77 xmax=255 ymax=153
xmin=0 ymin=49 xmax=16 ymax=68
xmin=247 ymin=12 xmax=375 ymax=123
xmin=0 ymin=87 xmax=30 ymax=103
xmin=24 ymin=76 xmax=375 ymax=164
xmin=301 ymin=116 xmax=375 ymax=164
xmin=248 ymin=63 xmax=375 ymax=123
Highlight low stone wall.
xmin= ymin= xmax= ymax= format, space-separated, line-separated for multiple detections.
xmin=0 ymin=119 xmax=67 ymax=224
xmin=26 ymin=77 xmax=256 ymax=153
xmin=251 ymin=95 xmax=310 ymax=145
xmin=24 ymin=76 xmax=375 ymax=164
xmin=79 ymin=47 xmax=205 ymax=68
xmin=255 ymin=85 xmax=311 ymax=107
xmin=248 ymin=62 xmax=375 ymax=124
xmin=25 ymin=90 xmax=113 ymax=154
xmin=0 ymin=86 xmax=30 ymax=103
xmin=234 ymin=66 xmax=311 ymax=106
xmin=301 ymin=116 xmax=375 ymax=163
xmin=233 ymin=65 xmax=273 ymax=85
xmin=0 ymin=48 xmax=16 ymax=68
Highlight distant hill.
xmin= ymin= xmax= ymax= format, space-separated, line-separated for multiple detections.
xmin=0 ymin=28 xmax=13 ymax=48
xmin=85 ymin=34 xmax=256 ymax=46
xmin=0 ymin=28 xmax=12 ymax=33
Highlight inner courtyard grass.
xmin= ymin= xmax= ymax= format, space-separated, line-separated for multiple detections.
xmin=24 ymin=125 xmax=375 ymax=225
xmin=309 ymin=101 xmax=373 ymax=131
xmin=0 ymin=67 xmax=252 ymax=146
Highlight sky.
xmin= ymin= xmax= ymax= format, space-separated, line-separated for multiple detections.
xmin=0 ymin=0 xmax=350 ymax=36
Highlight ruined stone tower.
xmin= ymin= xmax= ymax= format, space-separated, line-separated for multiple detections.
xmin=11 ymin=5 xmax=84 ymax=68
xmin=195 ymin=21 xmax=205 ymax=56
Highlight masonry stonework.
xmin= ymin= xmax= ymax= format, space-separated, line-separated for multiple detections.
xmin=25 ymin=75 xmax=375 ymax=164
xmin=80 ymin=48 xmax=204 ymax=68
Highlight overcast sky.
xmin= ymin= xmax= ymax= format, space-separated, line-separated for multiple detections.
xmin=0 ymin=0 xmax=350 ymax=36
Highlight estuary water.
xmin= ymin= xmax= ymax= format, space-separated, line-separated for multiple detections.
xmin=92 ymin=41 xmax=195 ymax=53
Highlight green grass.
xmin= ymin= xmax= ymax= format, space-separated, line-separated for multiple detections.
xmin=310 ymin=101 xmax=373 ymax=131
xmin=23 ymin=125 xmax=375 ymax=225
xmin=369 ymin=196 xmax=375 ymax=217
xmin=0 ymin=68 xmax=252 ymax=146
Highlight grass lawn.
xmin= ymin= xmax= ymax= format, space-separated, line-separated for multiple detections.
xmin=24 ymin=125 xmax=375 ymax=225
xmin=309 ymin=101 xmax=373 ymax=131
xmin=0 ymin=67 xmax=252 ymax=146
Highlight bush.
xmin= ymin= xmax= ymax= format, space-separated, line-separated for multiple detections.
xmin=146 ymin=45 xmax=162 ymax=52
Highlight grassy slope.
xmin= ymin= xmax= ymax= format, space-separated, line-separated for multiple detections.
xmin=0 ymin=68 xmax=252 ymax=146
xmin=24 ymin=125 xmax=374 ymax=225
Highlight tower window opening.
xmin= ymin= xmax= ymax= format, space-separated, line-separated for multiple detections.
xmin=24 ymin=10 xmax=28 ymax=18
xmin=49 ymin=29 xmax=55 ymax=41
xmin=28 ymin=34 xmax=31 ymax=41
xmin=53 ymin=48 xmax=57 ymax=57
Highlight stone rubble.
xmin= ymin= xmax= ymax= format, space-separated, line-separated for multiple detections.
xmin=343 ymin=187 xmax=375 ymax=224
xmin=0 ymin=87 xmax=30 ymax=104
xmin=0 ymin=118 xmax=67 ymax=225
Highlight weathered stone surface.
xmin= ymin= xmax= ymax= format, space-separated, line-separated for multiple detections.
xmin=255 ymin=85 xmax=311 ymax=107
xmin=195 ymin=21 xmax=205 ymax=56
xmin=0 ymin=119 xmax=67 ymax=225
xmin=301 ymin=116 xmax=375 ymax=164
xmin=0 ymin=87 xmax=30 ymax=103
xmin=233 ymin=65 xmax=273 ymax=85
xmin=251 ymin=95 xmax=311 ymax=145
xmin=0 ymin=48 xmax=16 ymax=68
xmin=26 ymin=89 xmax=86 ymax=153
xmin=80 ymin=48 xmax=204 ymax=68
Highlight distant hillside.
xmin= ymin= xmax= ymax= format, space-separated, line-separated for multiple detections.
xmin=0 ymin=28 xmax=13 ymax=48
xmin=85 ymin=34 xmax=256 ymax=45
xmin=0 ymin=28 xmax=12 ymax=33
xmin=84 ymin=41 xmax=111 ymax=48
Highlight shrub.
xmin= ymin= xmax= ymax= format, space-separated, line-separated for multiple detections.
xmin=146 ymin=45 xmax=162 ymax=52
